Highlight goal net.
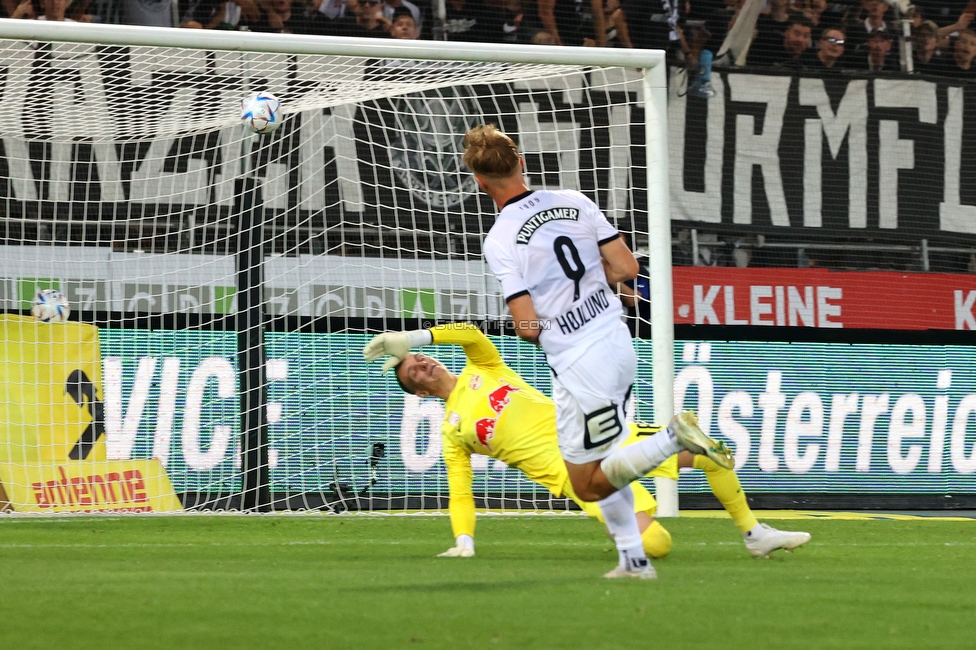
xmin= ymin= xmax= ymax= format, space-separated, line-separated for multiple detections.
xmin=0 ymin=22 xmax=669 ymax=514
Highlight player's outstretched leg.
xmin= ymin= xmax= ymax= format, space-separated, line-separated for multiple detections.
xmin=600 ymin=410 xmax=733 ymax=495
xmin=556 ymin=334 xmax=659 ymax=579
xmin=690 ymin=454 xmax=812 ymax=557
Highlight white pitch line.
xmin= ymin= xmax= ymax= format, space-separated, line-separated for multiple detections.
xmin=0 ymin=540 xmax=972 ymax=550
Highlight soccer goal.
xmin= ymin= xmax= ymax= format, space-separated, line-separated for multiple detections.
xmin=0 ymin=20 xmax=674 ymax=515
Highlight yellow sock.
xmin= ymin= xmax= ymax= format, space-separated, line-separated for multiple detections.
xmin=641 ymin=518 xmax=672 ymax=558
xmin=693 ymin=455 xmax=758 ymax=533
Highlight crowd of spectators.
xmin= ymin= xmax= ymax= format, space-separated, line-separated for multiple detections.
xmin=1 ymin=0 xmax=975 ymax=78
xmin=736 ymin=0 xmax=976 ymax=75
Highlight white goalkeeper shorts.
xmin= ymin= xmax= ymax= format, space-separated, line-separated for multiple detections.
xmin=551 ymin=325 xmax=637 ymax=465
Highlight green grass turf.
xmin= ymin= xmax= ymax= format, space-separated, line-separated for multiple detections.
xmin=1 ymin=515 xmax=974 ymax=649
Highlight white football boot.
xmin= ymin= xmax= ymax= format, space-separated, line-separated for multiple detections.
xmin=604 ymin=556 xmax=658 ymax=580
xmin=669 ymin=410 xmax=735 ymax=470
xmin=744 ymin=523 xmax=812 ymax=558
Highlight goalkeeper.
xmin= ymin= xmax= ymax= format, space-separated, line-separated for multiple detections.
xmin=364 ymin=323 xmax=810 ymax=559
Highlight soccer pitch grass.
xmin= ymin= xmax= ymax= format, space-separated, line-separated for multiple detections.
xmin=2 ymin=515 xmax=974 ymax=649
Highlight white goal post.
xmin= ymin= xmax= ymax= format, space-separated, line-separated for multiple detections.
xmin=0 ymin=20 xmax=675 ymax=515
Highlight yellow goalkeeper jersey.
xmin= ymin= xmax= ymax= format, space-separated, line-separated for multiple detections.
xmin=431 ymin=324 xmax=675 ymax=538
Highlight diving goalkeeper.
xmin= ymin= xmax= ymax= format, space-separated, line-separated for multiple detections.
xmin=364 ymin=323 xmax=810 ymax=559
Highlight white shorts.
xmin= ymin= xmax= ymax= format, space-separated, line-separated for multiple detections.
xmin=551 ymin=328 xmax=637 ymax=465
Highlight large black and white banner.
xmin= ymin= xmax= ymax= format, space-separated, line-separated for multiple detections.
xmin=670 ymin=69 xmax=976 ymax=239
xmin=0 ymin=41 xmax=643 ymax=241
xmin=0 ymin=39 xmax=974 ymax=243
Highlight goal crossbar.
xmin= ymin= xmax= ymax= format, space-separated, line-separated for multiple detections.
xmin=0 ymin=19 xmax=666 ymax=71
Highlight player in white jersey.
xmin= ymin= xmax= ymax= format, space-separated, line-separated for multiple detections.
xmin=463 ymin=125 xmax=734 ymax=579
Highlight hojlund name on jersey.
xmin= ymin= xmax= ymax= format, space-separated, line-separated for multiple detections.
xmin=554 ymin=288 xmax=610 ymax=335
xmin=515 ymin=208 xmax=580 ymax=245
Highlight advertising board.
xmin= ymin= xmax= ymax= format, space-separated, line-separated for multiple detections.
xmin=672 ymin=267 xmax=976 ymax=330
xmin=93 ymin=330 xmax=976 ymax=499
xmin=0 ymin=316 xmax=181 ymax=512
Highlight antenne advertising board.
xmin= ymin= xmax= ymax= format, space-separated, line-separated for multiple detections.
xmin=0 ymin=315 xmax=181 ymax=512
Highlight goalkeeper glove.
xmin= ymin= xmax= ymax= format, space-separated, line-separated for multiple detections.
xmin=363 ymin=330 xmax=432 ymax=372
xmin=437 ymin=534 xmax=475 ymax=558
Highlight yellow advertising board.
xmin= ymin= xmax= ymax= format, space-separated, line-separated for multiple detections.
xmin=0 ymin=315 xmax=181 ymax=513
xmin=0 ymin=460 xmax=182 ymax=513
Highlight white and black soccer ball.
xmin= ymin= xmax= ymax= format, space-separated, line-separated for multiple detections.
xmin=31 ymin=289 xmax=70 ymax=323
xmin=240 ymin=91 xmax=283 ymax=134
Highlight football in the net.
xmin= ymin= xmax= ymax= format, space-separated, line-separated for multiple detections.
xmin=241 ymin=91 xmax=283 ymax=134
xmin=31 ymin=289 xmax=70 ymax=323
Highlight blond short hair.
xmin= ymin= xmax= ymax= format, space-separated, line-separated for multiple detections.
xmin=462 ymin=125 xmax=521 ymax=179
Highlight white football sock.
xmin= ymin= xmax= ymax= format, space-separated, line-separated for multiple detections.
xmin=600 ymin=428 xmax=683 ymax=490
xmin=597 ymin=484 xmax=646 ymax=568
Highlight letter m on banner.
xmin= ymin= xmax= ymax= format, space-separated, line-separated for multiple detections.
xmin=798 ymin=79 xmax=868 ymax=229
